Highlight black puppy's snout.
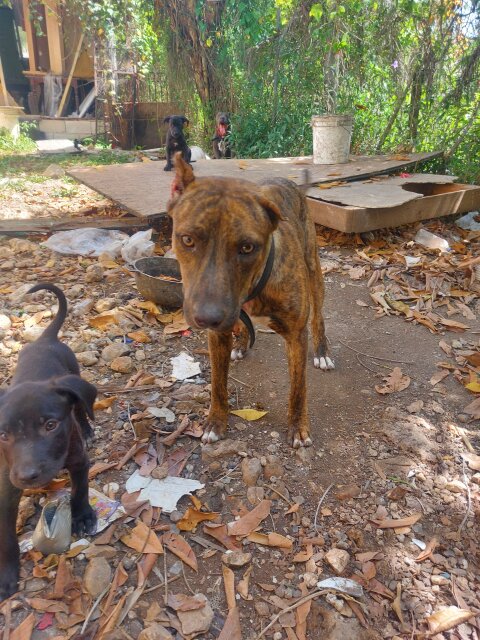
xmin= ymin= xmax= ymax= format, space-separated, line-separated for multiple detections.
xmin=17 ymin=467 xmax=41 ymax=483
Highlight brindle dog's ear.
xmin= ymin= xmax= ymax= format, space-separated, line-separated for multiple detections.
xmin=168 ymin=152 xmax=195 ymax=210
xmin=53 ymin=375 xmax=97 ymax=421
xmin=257 ymin=195 xmax=285 ymax=230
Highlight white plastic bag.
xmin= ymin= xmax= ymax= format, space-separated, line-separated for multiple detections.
xmin=121 ymin=229 xmax=155 ymax=264
xmin=41 ymin=228 xmax=129 ymax=257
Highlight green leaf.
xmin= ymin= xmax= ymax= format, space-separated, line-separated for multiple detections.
xmin=309 ymin=3 xmax=323 ymax=20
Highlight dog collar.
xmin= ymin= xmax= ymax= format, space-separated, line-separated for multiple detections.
xmin=239 ymin=238 xmax=275 ymax=348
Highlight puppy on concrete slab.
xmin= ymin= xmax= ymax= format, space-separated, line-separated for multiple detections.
xmin=0 ymin=283 xmax=97 ymax=601
xmin=167 ymin=153 xmax=334 ymax=450
xmin=164 ymin=115 xmax=191 ymax=171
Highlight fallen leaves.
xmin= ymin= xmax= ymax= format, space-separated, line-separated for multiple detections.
xmin=227 ymin=499 xmax=271 ymax=536
xmin=247 ymin=531 xmax=293 ymax=549
xmin=120 ymin=521 xmax=164 ymax=554
xmin=375 ymin=367 xmax=411 ymax=394
xmin=162 ymin=531 xmax=198 ymax=571
xmin=426 ymin=606 xmax=474 ymax=635
xmin=176 ymin=507 xmax=219 ymax=532
xmin=461 ymin=451 xmax=480 ymax=471
xmin=230 ymin=408 xmax=268 ymax=421
xmin=371 ymin=513 xmax=422 ymax=529
xmin=415 ymin=536 xmax=439 ymax=562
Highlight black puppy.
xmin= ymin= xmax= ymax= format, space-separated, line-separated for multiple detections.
xmin=0 ymin=283 xmax=97 ymax=601
xmin=212 ymin=112 xmax=232 ymax=159
xmin=164 ymin=115 xmax=191 ymax=171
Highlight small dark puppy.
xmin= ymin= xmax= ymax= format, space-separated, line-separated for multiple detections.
xmin=0 ymin=284 xmax=97 ymax=601
xmin=212 ymin=112 xmax=232 ymax=159
xmin=164 ymin=115 xmax=191 ymax=171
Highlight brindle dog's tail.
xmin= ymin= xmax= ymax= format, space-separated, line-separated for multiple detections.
xmin=27 ymin=283 xmax=67 ymax=340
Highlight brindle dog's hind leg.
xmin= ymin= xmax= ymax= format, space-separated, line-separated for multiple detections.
xmin=231 ymin=321 xmax=250 ymax=361
xmin=308 ymin=250 xmax=334 ymax=371
xmin=202 ymin=330 xmax=232 ymax=444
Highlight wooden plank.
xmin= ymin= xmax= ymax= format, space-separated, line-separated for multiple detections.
xmin=44 ymin=0 xmax=63 ymax=75
xmin=56 ymin=33 xmax=84 ymax=117
xmin=307 ymin=183 xmax=480 ymax=233
xmin=67 ymin=152 xmax=442 ymax=219
xmin=0 ymin=215 xmax=148 ymax=236
xmin=22 ymin=0 xmax=36 ymax=72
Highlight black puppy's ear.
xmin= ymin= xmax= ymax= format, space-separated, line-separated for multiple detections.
xmin=182 ymin=117 xmax=189 ymax=125
xmin=53 ymin=375 xmax=97 ymax=421
xmin=163 ymin=116 xmax=172 ymax=124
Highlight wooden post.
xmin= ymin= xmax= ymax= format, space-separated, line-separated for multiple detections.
xmin=45 ymin=0 xmax=64 ymax=75
xmin=0 ymin=54 xmax=10 ymax=106
xmin=55 ymin=32 xmax=84 ymax=117
xmin=22 ymin=0 xmax=36 ymax=72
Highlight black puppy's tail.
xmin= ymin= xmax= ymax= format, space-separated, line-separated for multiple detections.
xmin=27 ymin=283 xmax=68 ymax=340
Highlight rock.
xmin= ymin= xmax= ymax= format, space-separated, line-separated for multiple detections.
xmin=303 ymin=572 xmax=318 ymax=588
xmin=22 ymin=326 xmax=44 ymax=342
xmin=169 ymin=510 xmax=183 ymax=523
xmin=72 ymin=299 xmax=95 ymax=317
xmin=177 ymin=594 xmax=213 ymax=637
xmin=102 ymin=342 xmax=131 ymax=362
xmin=255 ymin=601 xmax=270 ymax=617
xmin=84 ymin=544 xmax=117 ymax=560
xmin=110 ymin=356 xmax=133 ymax=374
xmin=380 ymin=411 xmax=438 ymax=462
xmin=43 ymin=163 xmax=65 ymax=178
xmin=0 ymin=260 xmax=14 ymax=271
xmin=69 ymin=339 xmax=88 ymax=353
xmin=138 ymin=624 xmax=173 ymax=640
xmin=76 ymin=350 xmax=99 ymax=367
xmin=314 ymin=609 xmax=374 ymax=640
xmin=201 ymin=439 xmax=247 ymax=462
xmin=242 ymin=457 xmax=262 ymax=486
xmin=325 ymin=548 xmax=350 ymax=575
xmin=85 ymin=264 xmax=104 ymax=283
xmin=444 ymin=479 xmax=466 ymax=493
xmin=431 ymin=575 xmax=449 ymax=586
xmin=296 ymin=446 xmax=315 ymax=463
xmin=471 ymin=473 xmax=480 ymax=485
xmin=407 ymin=400 xmax=423 ymax=413
xmin=263 ymin=455 xmax=284 ymax=480
xmin=222 ymin=551 xmax=252 ymax=568
xmin=95 ymin=298 xmax=116 ymax=313
xmin=0 ymin=314 xmax=11 ymax=331
xmin=135 ymin=349 xmax=146 ymax=362
xmin=0 ymin=247 xmax=13 ymax=259
xmin=84 ymin=557 xmax=112 ymax=598
xmin=10 ymin=238 xmax=36 ymax=254
xmin=247 ymin=486 xmax=265 ymax=505
xmin=9 ymin=283 xmax=31 ymax=303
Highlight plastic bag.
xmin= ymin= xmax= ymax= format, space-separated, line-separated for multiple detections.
xmin=32 ymin=495 xmax=72 ymax=555
xmin=121 ymin=229 xmax=155 ymax=264
xmin=41 ymin=228 xmax=129 ymax=257
xmin=414 ymin=229 xmax=449 ymax=252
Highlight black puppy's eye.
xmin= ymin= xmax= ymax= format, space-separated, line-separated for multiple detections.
xmin=239 ymin=243 xmax=255 ymax=255
xmin=181 ymin=235 xmax=195 ymax=248
xmin=0 ymin=431 xmax=8 ymax=442
xmin=45 ymin=420 xmax=59 ymax=432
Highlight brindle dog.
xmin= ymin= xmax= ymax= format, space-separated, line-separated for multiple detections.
xmin=168 ymin=153 xmax=334 ymax=448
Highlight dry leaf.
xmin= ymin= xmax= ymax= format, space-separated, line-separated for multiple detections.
xmin=392 ymin=583 xmax=404 ymax=624
xmin=176 ymin=507 xmax=219 ymax=532
xmin=386 ymin=486 xmax=408 ymax=501
xmin=94 ymin=396 xmax=117 ymax=411
xmin=335 ymin=484 xmax=361 ymax=500
xmin=164 ymin=314 xmax=190 ymax=335
xmin=127 ymin=330 xmax=151 ymax=343
xmin=132 ymin=300 xmax=161 ymax=315
xmin=247 ymin=531 xmax=293 ymax=549
xmin=362 ymin=561 xmax=376 ymax=580
xmin=120 ymin=521 xmax=164 ymax=554
xmin=89 ymin=311 xmax=121 ymax=330
xmin=161 ymin=531 xmax=198 ymax=571
xmin=10 ymin=613 xmax=35 ymax=640
xmin=167 ymin=593 xmax=206 ymax=612
xmin=439 ymin=340 xmax=452 ymax=356
xmin=415 ymin=536 xmax=438 ymax=562
xmin=293 ymin=544 xmax=313 ymax=563
xmin=26 ymin=598 xmax=69 ymax=614
xmin=426 ymin=606 xmax=473 ymax=634
xmin=227 ymin=500 xmax=271 ymax=536
xmin=464 ymin=396 xmax=480 ymax=419
xmin=461 ymin=452 xmax=480 ymax=471
xmin=356 ymin=551 xmax=382 ymax=562
xmin=230 ymin=409 xmax=268 ymax=421
xmin=204 ymin=524 xmax=241 ymax=550
xmin=237 ymin=565 xmax=252 ymax=600
xmin=218 ymin=606 xmax=242 ymax=640
xmin=465 ymin=378 xmax=480 ymax=393
xmin=430 ymin=370 xmax=449 ymax=386
xmin=375 ymin=367 xmax=411 ymax=394
xmin=439 ymin=317 xmax=469 ymax=331
xmin=371 ymin=513 xmax=421 ymax=528
xmin=222 ymin=565 xmax=236 ymax=611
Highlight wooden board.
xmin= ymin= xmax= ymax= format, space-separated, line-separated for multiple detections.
xmin=307 ymin=174 xmax=456 ymax=209
xmin=307 ymin=183 xmax=480 ymax=233
xmin=67 ymin=152 xmax=442 ymax=219
xmin=0 ymin=215 xmax=147 ymax=236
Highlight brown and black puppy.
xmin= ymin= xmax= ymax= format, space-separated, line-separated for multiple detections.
xmin=164 ymin=115 xmax=191 ymax=171
xmin=0 ymin=284 xmax=97 ymax=601
xmin=168 ymin=154 xmax=334 ymax=450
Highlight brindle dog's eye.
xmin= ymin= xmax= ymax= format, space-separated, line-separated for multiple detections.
xmin=181 ymin=235 xmax=195 ymax=248
xmin=45 ymin=420 xmax=59 ymax=432
xmin=239 ymin=243 xmax=255 ymax=255
xmin=0 ymin=431 xmax=8 ymax=442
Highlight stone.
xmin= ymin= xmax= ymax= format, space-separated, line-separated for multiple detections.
xmin=325 ymin=548 xmax=350 ymax=575
xmin=247 ymin=486 xmax=265 ymax=505
xmin=177 ymin=594 xmax=213 ymax=637
xmin=76 ymin=351 xmax=99 ymax=367
xmin=0 ymin=314 xmax=11 ymax=331
xmin=444 ymin=479 xmax=466 ymax=493
xmin=471 ymin=473 xmax=480 ymax=485
xmin=135 ymin=349 xmax=146 ymax=361
xmin=102 ymin=342 xmax=130 ymax=362
xmin=380 ymin=412 xmax=438 ymax=462
xmin=221 ymin=551 xmax=252 ymax=568
xmin=138 ymin=624 xmax=173 ymax=640
xmin=110 ymin=355 xmax=134 ymax=374
xmin=85 ymin=264 xmax=104 ymax=283
xmin=201 ymin=439 xmax=247 ymax=462
xmin=84 ymin=557 xmax=112 ymax=598
xmin=43 ymin=163 xmax=65 ymax=178
xmin=22 ymin=326 xmax=44 ymax=342
xmin=242 ymin=457 xmax=262 ymax=486
xmin=263 ymin=455 xmax=284 ymax=480
xmin=296 ymin=446 xmax=315 ymax=463
xmin=95 ymin=298 xmax=116 ymax=313
xmin=72 ymin=299 xmax=95 ymax=317
xmin=255 ymin=601 xmax=270 ymax=617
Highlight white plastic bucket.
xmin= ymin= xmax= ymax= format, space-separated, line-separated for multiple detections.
xmin=311 ymin=114 xmax=353 ymax=164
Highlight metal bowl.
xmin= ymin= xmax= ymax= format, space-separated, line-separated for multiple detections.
xmin=133 ymin=256 xmax=183 ymax=309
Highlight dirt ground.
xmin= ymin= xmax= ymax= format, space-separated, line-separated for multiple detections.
xmin=0 ymin=161 xmax=479 ymax=640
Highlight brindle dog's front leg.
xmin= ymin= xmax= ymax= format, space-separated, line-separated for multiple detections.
xmin=202 ymin=330 xmax=232 ymax=444
xmin=284 ymin=327 xmax=312 ymax=448
xmin=0 ymin=466 xmax=22 ymax=601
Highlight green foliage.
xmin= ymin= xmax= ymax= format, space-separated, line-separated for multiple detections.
xmin=0 ymin=122 xmax=37 ymax=154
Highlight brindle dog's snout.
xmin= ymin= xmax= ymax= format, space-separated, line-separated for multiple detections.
xmin=194 ymin=303 xmax=225 ymax=329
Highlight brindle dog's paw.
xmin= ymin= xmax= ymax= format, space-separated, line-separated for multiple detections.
xmin=72 ymin=504 xmax=97 ymax=536
xmin=291 ymin=431 xmax=313 ymax=449
xmin=0 ymin=565 xmax=19 ymax=602
xmin=314 ymin=356 xmax=335 ymax=371
xmin=231 ymin=348 xmax=246 ymax=361
xmin=201 ymin=419 xmax=227 ymax=444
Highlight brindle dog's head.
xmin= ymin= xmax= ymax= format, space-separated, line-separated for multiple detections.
xmin=168 ymin=153 xmax=283 ymax=333
xmin=0 ymin=376 xmax=96 ymax=489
